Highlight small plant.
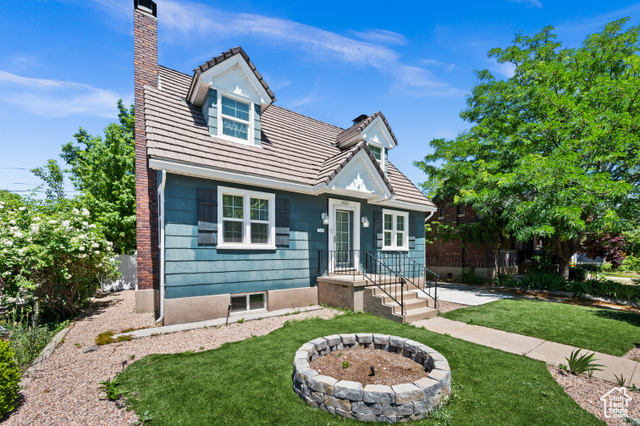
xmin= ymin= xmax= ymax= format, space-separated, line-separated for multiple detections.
xmin=96 ymin=331 xmax=115 ymax=346
xmin=199 ymin=346 xmax=205 ymax=350
xmin=342 ymin=360 xmax=350 ymax=369
xmin=236 ymin=318 xmax=245 ymax=324
xmin=558 ymin=363 xmax=568 ymax=371
xmin=99 ymin=378 xmax=121 ymax=401
xmin=117 ymin=335 xmax=132 ymax=343
xmin=74 ymin=343 xmax=81 ymax=348
xmin=335 ymin=352 xmax=342 ymax=358
xmin=630 ymin=384 xmax=640 ymax=393
xmin=0 ymin=341 xmax=21 ymax=416
xmin=614 ymin=374 xmax=627 ymax=387
xmin=129 ymin=355 xmax=135 ymax=360
xmin=565 ymin=349 xmax=604 ymax=376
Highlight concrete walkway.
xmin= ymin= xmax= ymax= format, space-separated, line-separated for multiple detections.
xmin=115 ymin=305 xmax=323 ymax=339
xmin=412 ymin=283 xmax=514 ymax=306
xmin=413 ymin=316 xmax=640 ymax=386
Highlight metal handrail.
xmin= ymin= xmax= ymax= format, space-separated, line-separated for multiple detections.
xmin=395 ymin=251 xmax=439 ymax=308
xmin=361 ymin=251 xmax=405 ymax=316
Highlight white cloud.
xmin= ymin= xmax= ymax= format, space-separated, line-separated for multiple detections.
xmin=507 ymin=0 xmax=542 ymax=8
xmin=86 ymin=0 xmax=463 ymax=99
xmin=0 ymin=70 xmax=130 ymax=118
xmin=351 ymin=29 xmax=407 ymax=46
xmin=393 ymin=66 xmax=467 ymax=97
xmin=420 ymin=59 xmax=456 ymax=71
xmin=490 ymin=59 xmax=517 ymax=78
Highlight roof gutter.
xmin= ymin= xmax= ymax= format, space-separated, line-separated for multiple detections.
xmin=156 ymin=169 xmax=167 ymax=324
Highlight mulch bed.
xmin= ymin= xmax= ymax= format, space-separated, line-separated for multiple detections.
xmin=310 ymin=346 xmax=428 ymax=386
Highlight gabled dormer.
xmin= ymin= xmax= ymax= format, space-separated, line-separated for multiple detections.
xmin=335 ymin=112 xmax=398 ymax=174
xmin=187 ymin=47 xmax=275 ymax=147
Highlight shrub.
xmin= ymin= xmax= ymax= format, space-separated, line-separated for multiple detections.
xmin=601 ymin=262 xmax=612 ymax=272
xmin=520 ymin=272 xmax=567 ymax=291
xmin=0 ymin=340 xmax=21 ymax=416
xmin=0 ymin=199 xmax=119 ymax=319
xmin=5 ymin=309 xmax=52 ymax=370
xmin=454 ymin=268 xmax=487 ymax=285
xmin=621 ymin=255 xmax=640 ymax=272
xmin=565 ymin=349 xmax=603 ymax=376
xmin=569 ymin=266 xmax=588 ymax=281
xmin=492 ymin=274 xmax=519 ymax=287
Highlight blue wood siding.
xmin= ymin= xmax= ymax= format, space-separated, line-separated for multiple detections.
xmin=201 ymin=89 xmax=217 ymax=135
xmin=163 ymin=173 xmax=426 ymax=299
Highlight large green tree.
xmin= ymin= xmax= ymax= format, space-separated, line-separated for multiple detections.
xmin=60 ymin=100 xmax=136 ymax=255
xmin=416 ymin=19 xmax=640 ymax=278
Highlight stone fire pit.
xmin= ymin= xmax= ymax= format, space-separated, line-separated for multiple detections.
xmin=292 ymin=333 xmax=451 ymax=423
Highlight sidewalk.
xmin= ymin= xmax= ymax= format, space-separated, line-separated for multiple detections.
xmin=411 ymin=283 xmax=514 ymax=306
xmin=413 ymin=316 xmax=640 ymax=386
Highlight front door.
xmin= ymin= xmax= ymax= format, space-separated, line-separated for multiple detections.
xmin=329 ymin=199 xmax=361 ymax=273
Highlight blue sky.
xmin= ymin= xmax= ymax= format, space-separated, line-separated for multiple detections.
xmin=1 ymin=0 xmax=639 ymax=197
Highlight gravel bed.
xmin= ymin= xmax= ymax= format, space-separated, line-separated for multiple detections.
xmin=4 ymin=291 xmax=340 ymax=425
xmin=624 ymin=347 xmax=640 ymax=362
xmin=548 ymin=365 xmax=639 ymax=425
xmin=436 ymin=300 xmax=468 ymax=313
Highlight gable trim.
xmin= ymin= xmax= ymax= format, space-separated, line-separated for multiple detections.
xmin=326 ymin=149 xmax=393 ymax=200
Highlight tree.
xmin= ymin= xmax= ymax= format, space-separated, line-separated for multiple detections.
xmin=416 ymin=19 xmax=640 ymax=279
xmin=60 ymin=100 xmax=136 ymax=255
xmin=31 ymin=159 xmax=66 ymax=200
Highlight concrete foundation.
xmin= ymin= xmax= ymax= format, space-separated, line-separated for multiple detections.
xmin=317 ymin=277 xmax=368 ymax=312
xmin=267 ymin=287 xmax=318 ymax=311
xmin=135 ymin=289 xmax=158 ymax=313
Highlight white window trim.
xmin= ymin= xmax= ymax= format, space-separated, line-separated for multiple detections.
xmin=218 ymin=186 xmax=276 ymax=250
xmin=368 ymin=142 xmax=386 ymax=174
xmin=382 ymin=209 xmax=409 ymax=251
xmin=217 ymin=91 xmax=255 ymax=145
xmin=230 ymin=292 xmax=266 ymax=313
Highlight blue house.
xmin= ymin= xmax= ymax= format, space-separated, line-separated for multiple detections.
xmin=133 ymin=0 xmax=438 ymax=325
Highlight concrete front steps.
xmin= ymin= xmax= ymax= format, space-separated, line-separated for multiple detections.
xmin=363 ymin=283 xmax=437 ymax=323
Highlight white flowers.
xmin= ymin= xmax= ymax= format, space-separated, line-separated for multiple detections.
xmin=82 ymin=208 xmax=90 ymax=217
xmin=89 ymin=224 xmax=96 ymax=229
xmin=79 ymin=246 xmax=85 ymax=251
xmin=72 ymin=208 xmax=79 ymax=215
xmin=91 ymin=243 xmax=99 ymax=249
xmin=9 ymin=220 xmax=16 ymax=225
xmin=49 ymin=220 xmax=57 ymax=224
xmin=18 ymin=206 xmax=26 ymax=211
xmin=62 ymin=220 xmax=71 ymax=227
xmin=33 ymin=216 xmax=41 ymax=222
xmin=2 ymin=239 xmax=13 ymax=247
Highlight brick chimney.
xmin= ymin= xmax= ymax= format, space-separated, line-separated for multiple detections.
xmin=134 ymin=0 xmax=159 ymax=306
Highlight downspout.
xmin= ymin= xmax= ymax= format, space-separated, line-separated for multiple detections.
xmin=156 ymin=169 xmax=167 ymax=324
xmin=425 ymin=210 xmax=435 ymax=222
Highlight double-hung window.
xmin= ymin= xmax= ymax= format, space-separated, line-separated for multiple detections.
xmin=220 ymin=95 xmax=251 ymax=142
xmin=382 ymin=209 xmax=409 ymax=250
xmin=218 ymin=186 xmax=275 ymax=249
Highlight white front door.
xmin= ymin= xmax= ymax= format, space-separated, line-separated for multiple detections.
xmin=328 ymin=199 xmax=360 ymax=272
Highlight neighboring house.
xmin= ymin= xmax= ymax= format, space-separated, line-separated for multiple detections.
xmin=425 ymin=198 xmax=534 ymax=279
xmin=133 ymin=0 xmax=436 ymax=325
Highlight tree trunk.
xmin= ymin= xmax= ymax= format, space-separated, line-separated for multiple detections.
xmin=553 ymin=237 xmax=576 ymax=280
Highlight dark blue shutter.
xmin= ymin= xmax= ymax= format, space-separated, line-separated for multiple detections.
xmin=197 ymin=188 xmax=217 ymax=246
xmin=408 ymin=214 xmax=416 ymax=249
xmin=275 ymin=198 xmax=290 ymax=247
xmin=373 ymin=211 xmax=383 ymax=249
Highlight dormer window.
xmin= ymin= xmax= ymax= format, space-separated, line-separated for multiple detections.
xmin=220 ymin=94 xmax=251 ymax=142
xmin=368 ymin=143 xmax=386 ymax=173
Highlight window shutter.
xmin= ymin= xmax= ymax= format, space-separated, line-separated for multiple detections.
xmin=275 ymin=198 xmax=290 ymax=247
xmin=373 ymin=210 xmax=383 ymax=249
xmin=201 ymin=89 xmax=218 ymax=136
xmin=408 ymin=214 xmax=416 ymax=249
xmin=197 ymin=188 xmax=217 ymax=246
xmin=254 ymin=103 xmax=262 ymax=146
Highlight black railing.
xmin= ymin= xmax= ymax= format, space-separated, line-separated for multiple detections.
xmin=317 ymin=250 xmax=361 ymax=278
xmin=393 ymin=251 xmax=439 ymax=308
xmin=361 ymin=251 xmax=405 ymax=316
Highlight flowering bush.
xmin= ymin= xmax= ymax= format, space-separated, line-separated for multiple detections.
xmin=0 ymin=198 xmax=118 ymax=318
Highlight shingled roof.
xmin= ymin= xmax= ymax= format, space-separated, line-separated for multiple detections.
xmin=147 ymin=67 xmax=434 ymax=209
xmin=188 ymin=46 xmax=275 ymax=102
xmin=335 ymin=111 xmax=398 ymax=147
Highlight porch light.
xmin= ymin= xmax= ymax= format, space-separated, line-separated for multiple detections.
xmin=322 ymin=212 xmax=329 ymax=225
xmin=361 ymin=216 xmax=369 ymax=228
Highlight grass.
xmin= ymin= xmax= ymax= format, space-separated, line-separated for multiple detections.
xmin=116 ymin=313 xmax=602 ymax=425
xmin=603 ymin=271 xmax=640 ymax=279
xmin=443 ymin=299 xmax=640 ymax=357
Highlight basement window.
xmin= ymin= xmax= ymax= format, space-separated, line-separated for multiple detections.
xmin=230 ymin=292 xmax=266 ymax=313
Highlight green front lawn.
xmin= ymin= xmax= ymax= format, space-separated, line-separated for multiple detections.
xmin=116 ymin=313 xmax=601 ymax=425
xmin=443 ymin=299 xmax=640 ymax=357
